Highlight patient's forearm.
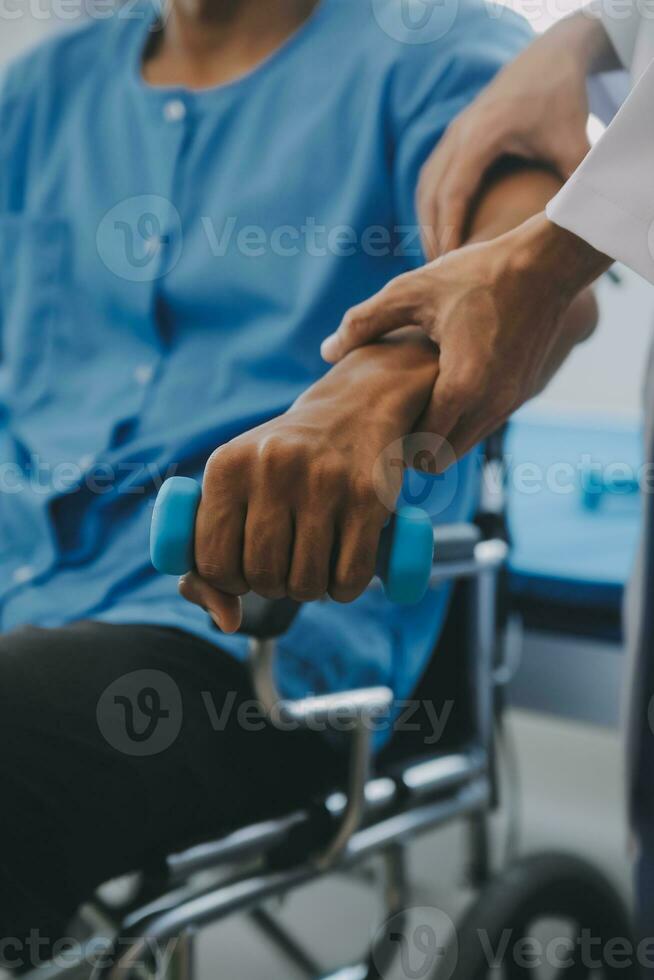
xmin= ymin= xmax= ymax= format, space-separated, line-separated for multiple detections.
xmin=465 ymin=161 xmax=569 ymax=246
xmin=292 ymin=326 xmax=438 ymax=433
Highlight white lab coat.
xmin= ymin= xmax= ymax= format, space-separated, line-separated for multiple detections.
xmin=547 ymin=3 xmax=654 ymax=284
xmin=547 ymin=2 xmax=654 ymax=840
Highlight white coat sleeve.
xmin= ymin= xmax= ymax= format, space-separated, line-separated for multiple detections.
xmin=547 ymin=4 xmax=654 ymax=284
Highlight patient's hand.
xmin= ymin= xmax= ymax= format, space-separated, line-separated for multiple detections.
xmin=179 ymin=330 xmax=438 ymax=631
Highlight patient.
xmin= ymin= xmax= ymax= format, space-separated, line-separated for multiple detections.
xmin=0 ymin=0 xmax=596 ymax=964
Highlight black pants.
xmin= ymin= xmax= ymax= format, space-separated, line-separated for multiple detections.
xmin=0 ymin=622 xmax=341 ymax=969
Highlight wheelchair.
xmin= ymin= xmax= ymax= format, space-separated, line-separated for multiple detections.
xmin=26 ymin=452 xmax=634 ymax=980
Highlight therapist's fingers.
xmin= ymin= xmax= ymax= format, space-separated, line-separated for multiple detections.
xmin=417 ymin=161 xmax=485 ymax=260
xmin=415 ymin=137 xmax=458 ymax=259
xmin=321 ymin=273 xmax=427 ymax=363
xmin=440 ymin=410 xmax=508 ymax=471
xmin=178 ymin=572 xmax=243 ymax=633
xmin=417 ymin=114 xmax=589 ymax=262
xmin=418 ymin=361 xmax=521 ymax=470
xmin=415 ymin=360 xmax=481 ymax=469
xmin=417 ymin=122 xmax=502 ymax=259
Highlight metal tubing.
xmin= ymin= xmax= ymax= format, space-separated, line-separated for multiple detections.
xmin=93 ymin=779 xmax=489 ymax=980
xmin=249 ymin=637 xmax=393 ymax=868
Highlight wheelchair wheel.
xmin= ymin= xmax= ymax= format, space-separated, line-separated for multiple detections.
xmin=442 ymin=852 xmax=635 ymax=980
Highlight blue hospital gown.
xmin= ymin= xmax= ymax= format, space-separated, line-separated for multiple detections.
xmin=0 ymin=0 xmax=531 ymax=715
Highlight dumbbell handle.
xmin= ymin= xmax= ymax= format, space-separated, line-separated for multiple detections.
xmin=150 ymin=477 xmax=434 ymax=605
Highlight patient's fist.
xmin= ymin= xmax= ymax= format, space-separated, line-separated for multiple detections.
xmin=180 ymin=331 xmax=438 ymax=626
xmin=192 ymin=412 xmax=390 ymax=610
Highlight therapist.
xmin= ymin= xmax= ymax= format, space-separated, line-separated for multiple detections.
xmin=322 ymin=0 xmax=654 ymax=934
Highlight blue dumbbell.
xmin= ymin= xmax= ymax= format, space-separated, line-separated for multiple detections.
xmin=150 ymin=476 xmax=434 ymax=605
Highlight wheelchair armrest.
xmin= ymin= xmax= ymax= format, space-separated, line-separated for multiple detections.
xmin=249 ymin=630 xmax=392 ymax=869
xmin=238 ymin=595 xmax=302 ymax=638
xmin=243 ymin=525 xmax=505 ymax=869
xmin=434 ymin=523 xmax=481 ymax=563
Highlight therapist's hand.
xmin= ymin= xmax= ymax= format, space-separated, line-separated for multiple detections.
xmin=417 ymin=12 xmax=613 ymax=257
xmin=321 ymin=214 xmax=605 ymax=467
xmin=179 ymin=330 xmax=438 ymax=631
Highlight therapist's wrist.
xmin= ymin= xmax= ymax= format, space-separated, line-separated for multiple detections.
xmin=509 ymin=212 xmax=612 ymax=307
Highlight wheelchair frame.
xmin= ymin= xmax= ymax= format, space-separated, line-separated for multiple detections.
xmin=70 ymin=526 xmax=507 ymax=980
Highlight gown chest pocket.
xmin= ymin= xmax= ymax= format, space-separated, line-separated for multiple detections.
xmin=0 ymin=213 xmax=73 ymax=413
